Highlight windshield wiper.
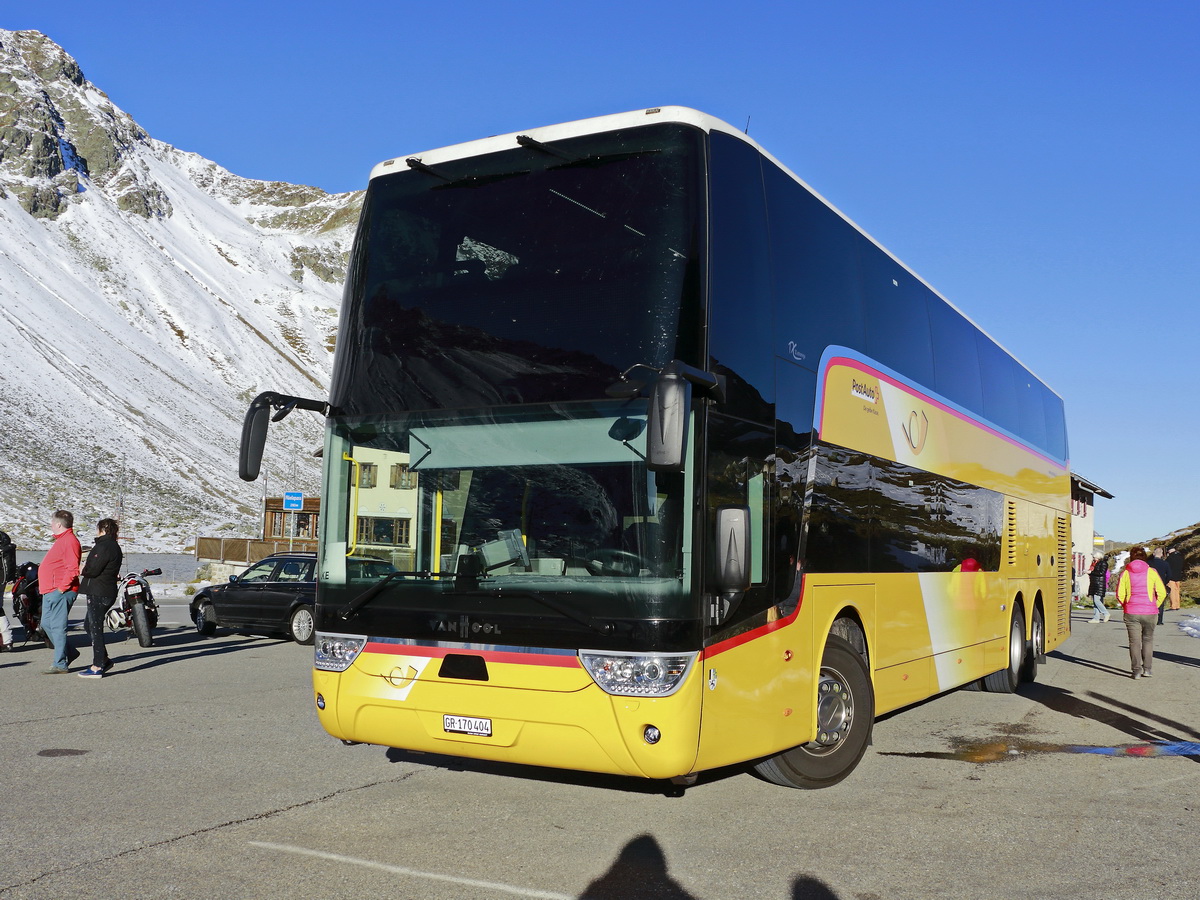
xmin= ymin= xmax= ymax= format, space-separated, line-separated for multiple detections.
xmin=337 ymin=570 xmax=445 ymax=620
xmin=462 ymin=588 xmax=615 ymax=636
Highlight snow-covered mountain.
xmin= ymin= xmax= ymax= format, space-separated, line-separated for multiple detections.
xmin=0 ymin=29 xmax=362 ymax=551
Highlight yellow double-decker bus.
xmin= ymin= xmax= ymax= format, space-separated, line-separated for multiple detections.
xmin=240 ymin=107 xmax=1070 ymax=788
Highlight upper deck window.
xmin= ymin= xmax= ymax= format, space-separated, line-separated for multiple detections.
xmin=332 ymin=123 xmax=705 ymax=416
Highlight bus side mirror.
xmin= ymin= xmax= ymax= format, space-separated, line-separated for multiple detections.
xmin=238 ymin=392 xmax=330 ymax=482
xmin=645 ymin=360 xmax=726 ymax=472
xmin=239 ymin=394 xmax=273 ymax=482
xmin=646 ymin=370 xmax=691 ymax=471
xmin=715 ymin=506 xmax=751 ymax=593
xmin=711 ymin=505 xmax=751 ymax=624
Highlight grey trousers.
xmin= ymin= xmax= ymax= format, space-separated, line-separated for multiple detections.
xmin=1123 ymin=613 xmax=1157 ymax=674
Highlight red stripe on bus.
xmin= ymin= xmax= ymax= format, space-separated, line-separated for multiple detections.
xmin=704 ymin=578 xmax=806 ymax=659
xmin=364 ymin=641 xmax=581 ymax=668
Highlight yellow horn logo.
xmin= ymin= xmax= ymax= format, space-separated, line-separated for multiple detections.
xmin=902 ymin=410 xmax=929 ymax=453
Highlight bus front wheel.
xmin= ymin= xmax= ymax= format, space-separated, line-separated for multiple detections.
xmin=754 ymin=635 xmax=874 ymax=789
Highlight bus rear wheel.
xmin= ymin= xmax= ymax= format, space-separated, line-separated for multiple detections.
xmin=754 ymin=635 xmax=874 ymax=789
xmin=982 ymin=606 xmax=1025 ymax=693
xmin=1020 ymin=605 xmax=1044 ymax=683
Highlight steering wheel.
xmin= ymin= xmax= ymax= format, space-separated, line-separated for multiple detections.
xmin=586 ymin=549 xmax=644 ymax=577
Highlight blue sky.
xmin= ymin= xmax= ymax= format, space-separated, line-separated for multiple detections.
xmin=10 ymin=0 xmax=1200 ymax=541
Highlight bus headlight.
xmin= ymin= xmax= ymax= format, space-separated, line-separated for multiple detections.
xmin=314 ymin=632 xmax=367 ymax=672
xmin=579 ymin=650 xmax=696 ymax=697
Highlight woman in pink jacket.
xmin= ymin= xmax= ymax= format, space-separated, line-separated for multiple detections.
xmin=1116 ymin=546 xmax=1168 ymax=678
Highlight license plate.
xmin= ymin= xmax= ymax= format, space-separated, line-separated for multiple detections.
xmin=127 ymin=585 xmax=142 ymax=595
xmin=443 ymin=714 xmax=492 ymax=737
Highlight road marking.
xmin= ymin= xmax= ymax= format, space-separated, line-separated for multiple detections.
xmin=249 ymin=841 xmax=573 ymax=899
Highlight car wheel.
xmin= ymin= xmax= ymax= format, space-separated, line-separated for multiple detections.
xmin=289 ymin=606 xmax=315 ymax=645
xmin=195 ymin=602 xmax=216 ymax=636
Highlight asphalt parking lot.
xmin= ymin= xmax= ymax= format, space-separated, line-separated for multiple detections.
xmin=2 ymin=600 xmax=1199 ymax=899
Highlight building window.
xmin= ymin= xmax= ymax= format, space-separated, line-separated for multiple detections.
xmin=390 ymin=463 xmax=416 ymax=490
xmin=359 ymin=463 xmax=378 ymax=489
xmin=270 ymin=512 xmax=284 ymax=537
xmin=356 ymin=516 xmax=412 ymax=546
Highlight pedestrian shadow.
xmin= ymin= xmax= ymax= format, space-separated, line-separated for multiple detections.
xmin=791 ymin=876 xmax=841 ymax=899
xmin=97 ymin=630 xmax=285 ymax=674
xmin=573 ymin=835 xmax=844 ymax=899
xmin=1047 ymin=649 xmax=1128 ymax=678
xmin=579 ymin=835 xmax=696 ymax=899
xmin=1085 ymin=689 xmax=1200 ymax=742
xmin=1023 ymin=682 xmax=1200 ymax=758
xmin=1150 ymin=649 xmax=1200 ymax=670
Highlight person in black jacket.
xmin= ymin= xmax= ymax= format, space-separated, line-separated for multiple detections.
xmin=1166 ymin=548 xmax=1184 ymax=611
xmin=77 ymin=519 xmax=123 ymax=678
xmin=1150 ymin=547 xmax=1172 ymax=626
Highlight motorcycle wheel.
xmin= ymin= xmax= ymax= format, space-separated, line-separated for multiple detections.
xmin=131 ymin=601 xmax=153 ymax=648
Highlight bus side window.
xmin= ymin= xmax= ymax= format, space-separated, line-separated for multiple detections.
xmin=763 ymin=161 xmax=864 ymax=374
xmin=705 ymin=414 xmax=774 ymax=627
xmin=708 ymin=131 xmax=774 ymax=414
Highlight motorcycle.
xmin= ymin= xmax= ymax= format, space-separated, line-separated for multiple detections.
xmin=106 ymin=568 xmax=161 ymax=648
xmin=10 ymin=561 xmax=49 ymax=646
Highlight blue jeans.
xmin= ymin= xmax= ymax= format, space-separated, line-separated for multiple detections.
xmin=1091 ymin=594 xmax=1107 ymax=618
xmin=41 ymin=589 xmax=78 ymax=670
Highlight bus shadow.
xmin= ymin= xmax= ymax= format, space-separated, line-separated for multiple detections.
xmin=381 ymin=746 xmax=748 ymax=795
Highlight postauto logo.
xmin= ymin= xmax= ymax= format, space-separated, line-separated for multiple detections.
xmin=851 ymin=378 xmax=879 ymax=404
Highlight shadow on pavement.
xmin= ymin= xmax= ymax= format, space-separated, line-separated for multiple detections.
xmin=81 ymin=628 xmax=288 ymax=674
xmin=580 ymin=835 xmax=697 ymax=899
xmin=381 ymin=745 xmax=748 ymax=796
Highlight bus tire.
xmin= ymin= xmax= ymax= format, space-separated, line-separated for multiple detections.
xmin=1020 ymin=604 xmax=1044 ymax=684
xmin=753 ymin=635 xmax=874 ymax=789
xmin=982 ymin=606 xmax=1025 ymax=693
xmin=131 ymin=602 xmax=153 ymax=648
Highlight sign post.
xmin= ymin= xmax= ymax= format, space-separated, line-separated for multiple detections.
xmin=283 ymin=492 xmax=303 ymax=549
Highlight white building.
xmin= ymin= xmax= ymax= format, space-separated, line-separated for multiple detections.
xmin=1070 ymin=473 xmax=1114 ymax=599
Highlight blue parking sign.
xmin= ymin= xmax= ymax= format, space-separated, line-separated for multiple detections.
xmin=283 ymin=491 xmax=304 ymax=510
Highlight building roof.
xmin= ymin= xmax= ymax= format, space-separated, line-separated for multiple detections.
xmin=1071 ymin=472 xmax=1114 ymax=500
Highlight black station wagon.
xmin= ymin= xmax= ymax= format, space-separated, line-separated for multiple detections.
xmin=190 ymin=553 xmax=396 ymax=645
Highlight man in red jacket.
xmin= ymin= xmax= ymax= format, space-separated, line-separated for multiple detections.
xmin=41 ymin=509 xmax=82 ymax=673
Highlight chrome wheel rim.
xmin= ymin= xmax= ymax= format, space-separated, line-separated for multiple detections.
xmin=293 ymin=609 xmax=314 ymax=642
xmin=809 ymin=667 xmax=853 ymax=752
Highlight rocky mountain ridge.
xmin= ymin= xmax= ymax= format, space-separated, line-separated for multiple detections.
xmin=0 ymin=29 xmax=362 ymax=551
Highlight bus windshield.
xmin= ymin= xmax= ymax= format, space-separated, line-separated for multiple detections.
xmin=330 ymin=122 xmax=705 ymax=416
xmin=319 ymin=402 xmax=696 ymax=648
